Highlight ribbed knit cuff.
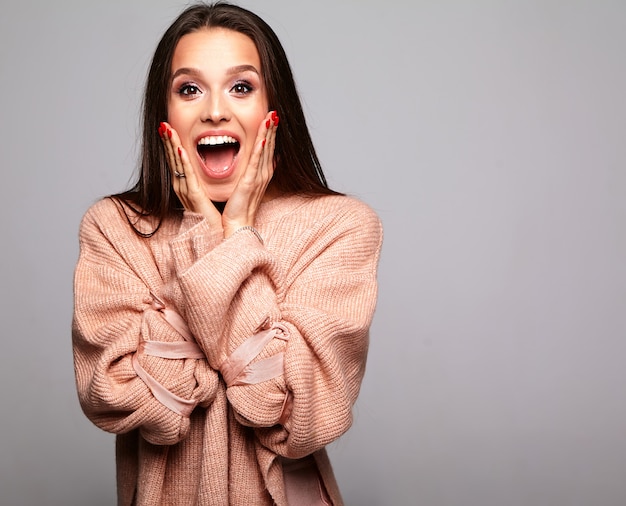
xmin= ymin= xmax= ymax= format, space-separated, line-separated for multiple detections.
xmin=169 ymin=213 xmax=224 ymax=273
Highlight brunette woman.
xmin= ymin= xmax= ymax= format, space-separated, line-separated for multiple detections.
xmin=72 ymin=3 xmax=382 ymax=505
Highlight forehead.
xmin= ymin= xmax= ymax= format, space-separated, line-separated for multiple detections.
xmin=172 ymin=27 xmax=261 ymax=71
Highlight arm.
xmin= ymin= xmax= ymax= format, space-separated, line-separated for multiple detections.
xmin=159 ymin=113 xmax=381 ymax=456
xmin=72 ymin=201 xmax=219 ymax=445
xmin=170 ymin=201 xmax=383 ymax=458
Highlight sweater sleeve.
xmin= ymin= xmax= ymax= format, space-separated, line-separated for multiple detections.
xmin=72 ymin=201 xmax=219 ymax=446
xmin=169 ymin=200 xmax=383 ymax=459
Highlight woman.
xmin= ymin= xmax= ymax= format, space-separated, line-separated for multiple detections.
xmin=72 ymin=3 xmax=382 ymax=505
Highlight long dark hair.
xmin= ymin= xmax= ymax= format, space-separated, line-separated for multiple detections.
xmin=114 ymin=1 xmax=340 ymax=236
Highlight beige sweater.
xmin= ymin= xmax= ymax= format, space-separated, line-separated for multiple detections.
xmin=72 ymin=193 xmax=382 ymax=505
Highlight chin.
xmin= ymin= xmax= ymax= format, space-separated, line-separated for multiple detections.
xmin=206 ymin=187 xmax=234 ymax=204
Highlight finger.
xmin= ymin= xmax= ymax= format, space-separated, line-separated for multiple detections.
xmin=257 ymin=111 xmax=276 ymax=175
xmin=177 ymin=144 xmax=199 ymax=192
xmin=246 ymin=111 xmax=276 ymax=198
xmin=259 ymin=111 xmax=278 ymax=184
xmin=169 ymin=130 xmax=220 ymax=217
xmin=160 ymin=123 xmax=193 ymax=210
xmin=232 ymin=112 xmax=271 ymax=197
xmin=159 ymin=122 xmax=177 ymax=177
xmin=251 ymin=111 xmax=274 ymax=172
xmin=160 ymin=122 xmax=185 ymax=179
xmin=163 ymin=123 xmax=199 ymax=193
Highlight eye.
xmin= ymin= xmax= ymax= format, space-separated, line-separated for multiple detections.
xmin=177 ymin=83 xmax=202 ymax=97
xmin=231 ymin=81 xmax=253 ymax=95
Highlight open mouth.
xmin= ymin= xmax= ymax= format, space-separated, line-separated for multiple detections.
xmin=197 ymin=135 xmax=240 ymax=177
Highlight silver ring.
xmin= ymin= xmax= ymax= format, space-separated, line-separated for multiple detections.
xmin=174 ymin=170 xmax=186 ymax=178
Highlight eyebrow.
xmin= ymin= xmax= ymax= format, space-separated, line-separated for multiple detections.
xmin=171 ymin=65 xmax=261 ymax=81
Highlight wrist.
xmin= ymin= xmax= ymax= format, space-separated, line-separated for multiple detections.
xmin=227 ymin=225 xmax=264 ymax=244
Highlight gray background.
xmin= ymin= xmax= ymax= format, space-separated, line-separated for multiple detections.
xmin=1 ymin=0 xmax=625 ymax=505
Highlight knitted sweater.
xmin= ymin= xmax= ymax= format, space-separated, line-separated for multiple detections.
xmin=72 ymin=193 xmax=382 ymax=505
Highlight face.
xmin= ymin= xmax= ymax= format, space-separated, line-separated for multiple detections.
xmin=168 ymin=28 xmax=268 ymax=202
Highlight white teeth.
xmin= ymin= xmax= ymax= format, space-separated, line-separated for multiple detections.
xmin=197 ymin=136 xmax=238 ymax=146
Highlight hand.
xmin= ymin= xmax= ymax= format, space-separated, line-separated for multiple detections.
xmin=222 ymin=110 xmax=279 ymax=238
xmin=158 ymin=122 xmax=223 ymax=230
xmin=158 ymin=110 xmax=279 ymax=237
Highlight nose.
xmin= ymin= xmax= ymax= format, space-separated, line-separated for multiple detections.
xmin=201 ymin=91 xmax=230 ymax=123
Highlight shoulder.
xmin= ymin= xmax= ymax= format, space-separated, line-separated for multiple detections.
xmin=298 ymin=194 xmax=382 ymax=240
xmin=79 ymin=198 xmax=163 ymax=241
xmin=307 ymin=194 xmax=380 ymax=223
xmin=80 ymin=197 xmax=124 ymax=224
xmin=267 ymin=194 xmax=383 ymax=253
xmin=79 ymin=198 xmax=126 ymax=236
xmin=269 ymin=194 xmax=381 ymax=228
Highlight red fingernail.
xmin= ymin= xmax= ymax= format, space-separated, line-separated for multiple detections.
xmin=158 ymin=122 xmax=165 ymax=135
xmin=262 ymin=139 xmax=266 ymax=148
xmin=274 ymin=115 xmax=279 ymax=125
xmin=178 ymin=146 xmax=182 ymax=156
xmin=266 ymin=119 xmax=270 ymax=129
xmin=271 ymin=111 xmax=277 ymax=122
xmin=167 ymin=129 xmax=172 ymax=139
